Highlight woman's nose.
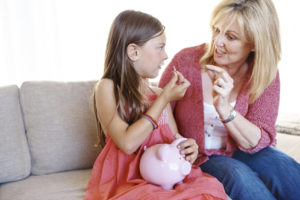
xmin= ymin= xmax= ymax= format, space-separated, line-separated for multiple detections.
xmin=215 ymin=35 xmax=225 ymax=47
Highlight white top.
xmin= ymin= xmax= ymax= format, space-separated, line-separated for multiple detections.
xmin=204 ymin=102 xmax=236 ymax=150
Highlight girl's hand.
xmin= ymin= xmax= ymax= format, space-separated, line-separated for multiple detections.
xmin=205 ymin=65 xmax=234 ymax=119
xmin=177 ymin=138 xmax=199 ymax=164
xmin=161 ymin=67 xmax=190 ymax=102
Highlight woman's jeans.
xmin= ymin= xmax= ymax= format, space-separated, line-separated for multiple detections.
xmin=200 ymin=146 xmax=300 ymax=200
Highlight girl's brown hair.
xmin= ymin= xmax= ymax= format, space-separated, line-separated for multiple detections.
xmin=94 ymin=10 xmax=164 ymax=148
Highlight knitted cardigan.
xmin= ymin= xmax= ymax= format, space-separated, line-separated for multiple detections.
xmin=159 ymin=44 xmax=280 ymax=165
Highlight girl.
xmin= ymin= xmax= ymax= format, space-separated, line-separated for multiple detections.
xmin=84 ymin=10 xmax=227 ymax=200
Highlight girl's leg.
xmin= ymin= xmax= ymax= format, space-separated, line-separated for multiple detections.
xmin=200 ymin=155 xmax=276 ymax=200
xmin=233 ymin=146 xmax=300 ymax=200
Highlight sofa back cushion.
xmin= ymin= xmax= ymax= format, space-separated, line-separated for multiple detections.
xmin=20 ymin=81 xmax=101 ymax=175
xmin=0 ymin=85 xmax=31 ymax=183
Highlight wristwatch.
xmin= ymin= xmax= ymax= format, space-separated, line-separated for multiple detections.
xmin=221 ymin=109 xmax=237 ymax=124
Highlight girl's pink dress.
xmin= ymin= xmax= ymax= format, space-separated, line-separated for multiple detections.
xmin=85 ymin=95 xmax=227 ymax=200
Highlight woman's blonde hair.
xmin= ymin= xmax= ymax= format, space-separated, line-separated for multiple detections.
xmin=200 ymin=0 xmax=281 ymax=103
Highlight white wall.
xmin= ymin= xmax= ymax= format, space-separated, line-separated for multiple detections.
xmin=0 ymin=0 xmax=299 ymax=114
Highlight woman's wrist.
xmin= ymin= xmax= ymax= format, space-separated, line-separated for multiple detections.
xmin=221 ymin=109 xmax=237 ymax=124
xmin=217 ymin=105 xmax=232 ymax=120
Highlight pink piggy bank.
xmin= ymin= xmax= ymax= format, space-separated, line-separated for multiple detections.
xmin=139 ymin=138 xmax=192 ymax=190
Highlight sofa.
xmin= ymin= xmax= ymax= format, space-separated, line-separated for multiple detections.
xmin=0 ymin=80 xmax=299 ymax=200
xmin=0 ymin=81 xmax=101 ymax=200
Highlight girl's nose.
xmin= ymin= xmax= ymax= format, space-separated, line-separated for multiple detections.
xmin=163 ymin=50 xmax=168 ymax=60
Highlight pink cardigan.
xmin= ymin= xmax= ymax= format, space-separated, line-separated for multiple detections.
xmin=159 ymin=44 xmax=280 ymax=165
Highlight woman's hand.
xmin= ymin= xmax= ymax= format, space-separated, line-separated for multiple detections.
xmin=160 ymin=67 xmax=190 ymax=102
xmin=206 ymin=64 xmax=234 ymax=119
xmin=177 ymin=137 xmax=199 ymax=164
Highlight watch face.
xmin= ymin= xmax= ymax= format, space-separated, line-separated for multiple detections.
xmin=222 ymin=109 xmax=237 ymax=124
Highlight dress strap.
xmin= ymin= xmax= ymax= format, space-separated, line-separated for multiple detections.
xmin=147 ymin=84 xmax=157 ymax=95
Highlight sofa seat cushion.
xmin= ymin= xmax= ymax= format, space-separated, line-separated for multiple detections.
xmin=0 ymin=169 xmax=91 ymax=200
xmin=276 ymin=112 xmax=300 ymax=136
xmin=0 ymin=85 xmax=30 ymax=183
xmin=20 ymin=81 xmax=101 ymax=175
xmin=276 ymin=132 xmax=300 ymax=162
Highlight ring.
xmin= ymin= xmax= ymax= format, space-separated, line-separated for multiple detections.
xmin=217 ymin=82 xmax=224 ymax=88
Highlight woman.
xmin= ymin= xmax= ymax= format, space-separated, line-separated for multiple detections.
xmin=159 ymin=0 xmax=300 ymax=199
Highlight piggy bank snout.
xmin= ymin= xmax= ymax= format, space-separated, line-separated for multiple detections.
xmin=181 ymin=161 xmax=191 ymax=175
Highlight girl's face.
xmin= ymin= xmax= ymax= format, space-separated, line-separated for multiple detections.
xmin=134 ymin=32 xmax=168 ymax=79
xmin=212 ymin=19 xmax=253 ymax=68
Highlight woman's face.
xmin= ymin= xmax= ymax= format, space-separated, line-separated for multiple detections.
xmin=212 ymin=19 xmax=253 ymax=68
xmin=134 ymin=32 xmax=168 ymax=79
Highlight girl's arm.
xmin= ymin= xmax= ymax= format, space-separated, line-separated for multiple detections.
xmin=95 ymin=72 xmax=190 ymax=155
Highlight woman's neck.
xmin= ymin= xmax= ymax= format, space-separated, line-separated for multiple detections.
xmin=221 ymin=62 xmax=249 ymax=84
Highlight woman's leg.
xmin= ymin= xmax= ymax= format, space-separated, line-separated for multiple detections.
xmin=233 ymin=146 xmax=300 ymax=200
xmin=200 ymin=155 xmax=276 ymax=200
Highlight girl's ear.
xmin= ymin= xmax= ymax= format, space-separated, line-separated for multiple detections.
xmin=127 ymin=43 xmax=140 ymax=61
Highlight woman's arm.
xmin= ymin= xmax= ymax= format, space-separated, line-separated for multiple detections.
xmin=206 ymin=65 xmax=280 ymax=152
xmin=221 ymin=72 xmax=280 ymax=152
xmin=240 ymin=72 xmax=280 ymax=152
xmin=95 ymin=73 xmax=190 ymax=155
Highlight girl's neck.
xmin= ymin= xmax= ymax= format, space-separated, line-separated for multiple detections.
xmin=139 ymin=79 xmax=152 ymax=96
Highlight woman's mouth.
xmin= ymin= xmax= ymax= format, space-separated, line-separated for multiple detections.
xmin=214 ymin=48 xmax=226 ymax=57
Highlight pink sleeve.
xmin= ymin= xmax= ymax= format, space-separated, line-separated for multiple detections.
xmin=240 ymin=72 xmax=280 ymax=153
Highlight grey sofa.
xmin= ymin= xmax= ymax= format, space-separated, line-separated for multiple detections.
xmin=0 ymin=81 xmax=298 ymax=200
xmin=0 ymin=81 xmax=101 ymax=200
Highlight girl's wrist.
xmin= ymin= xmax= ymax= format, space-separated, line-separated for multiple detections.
xmin=158 ymin=90 xmax=170 ymax=105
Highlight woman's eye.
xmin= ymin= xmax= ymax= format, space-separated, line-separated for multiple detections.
xmin=227 ymin=35 xmax=236 ymax=40
xmin=213 ymin=27 xmax=220 ymax=33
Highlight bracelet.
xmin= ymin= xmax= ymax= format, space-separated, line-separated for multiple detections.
xmin=142 ymin=113 xmax=158 ymax=129
xmin=221 ymin=109 xmax=237 ymax=124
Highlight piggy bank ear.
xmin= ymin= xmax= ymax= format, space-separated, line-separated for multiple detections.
xmin=157 ymin=144 xmax=168 ymax=162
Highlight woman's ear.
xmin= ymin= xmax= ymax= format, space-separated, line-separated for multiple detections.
xmin=127 ymin=43 xmax=140 ymax=61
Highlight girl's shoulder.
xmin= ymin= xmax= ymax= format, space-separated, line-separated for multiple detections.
xmin=95 ymin=78 xmax=115 ymax=97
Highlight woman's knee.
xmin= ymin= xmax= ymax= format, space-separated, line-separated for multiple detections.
xmin=200 ymin=155 xmax=275 ymax=199
xmin=234 ymin=146 xmax=300 ymax=199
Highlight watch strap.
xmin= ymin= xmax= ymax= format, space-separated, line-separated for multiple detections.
xmin=221 ymin=109 xmax=237 ymax=124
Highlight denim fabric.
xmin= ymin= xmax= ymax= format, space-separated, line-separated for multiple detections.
xmin=200 ymin=146 xmax=300 ymax=200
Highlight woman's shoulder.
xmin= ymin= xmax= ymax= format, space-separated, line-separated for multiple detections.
xmin=174 ymin=43 xmax=206 ymax=60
